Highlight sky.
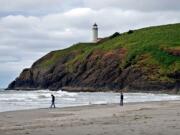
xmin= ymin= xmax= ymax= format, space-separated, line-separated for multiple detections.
xmin=0 ymin=0 xmax=180 ymax=88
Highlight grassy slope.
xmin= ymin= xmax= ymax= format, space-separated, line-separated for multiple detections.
xmin=35 ymin=23 xmax=180 ymax=82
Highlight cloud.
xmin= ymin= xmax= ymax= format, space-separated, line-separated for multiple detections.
xmin=84 ymin=0 xmax=180 ymax=11
xmin=0 ymin=0 xmax=179 ymax=14
xmin=0 ymin=0 xmax=83 ymax=16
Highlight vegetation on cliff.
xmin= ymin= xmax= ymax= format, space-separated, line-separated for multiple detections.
xmin=7 ymin=23 xmax=180 ymax=92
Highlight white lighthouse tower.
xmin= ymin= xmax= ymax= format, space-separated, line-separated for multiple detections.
xmin=92 ymin=23 xmax=98 ymax=42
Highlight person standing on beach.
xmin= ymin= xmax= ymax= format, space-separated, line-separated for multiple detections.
xmin=50 ymin=94 xmax=56 ymax=108
xmin=120 ymin=92 xmax=124 ymax=106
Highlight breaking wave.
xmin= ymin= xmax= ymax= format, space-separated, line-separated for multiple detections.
xmin=0 ymin=89 xmax=180 ymax=112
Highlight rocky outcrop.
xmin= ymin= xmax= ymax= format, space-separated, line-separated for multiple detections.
xmin=7 ymin=48 xmax=179 ymax=93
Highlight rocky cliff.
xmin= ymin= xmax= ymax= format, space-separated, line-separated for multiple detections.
xmin=7 ymin=23 xmax=180 ymax=93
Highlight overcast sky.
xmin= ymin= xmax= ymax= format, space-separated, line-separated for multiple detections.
xmin=0 ymin=0 xmax=180 ymax=88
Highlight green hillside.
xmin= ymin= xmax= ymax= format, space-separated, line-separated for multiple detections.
xmin=35 ymin=23 xmax=180 ymax=82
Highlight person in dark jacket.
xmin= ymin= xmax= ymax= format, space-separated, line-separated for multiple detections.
xmin=50 ymin=94 xmax=55 ymax=108
xmin=120 ymin=92 xmax=124 ymax=106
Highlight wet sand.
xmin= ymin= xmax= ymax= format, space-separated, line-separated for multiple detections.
xmin=0 ymin=101 xmax=180 ymax=135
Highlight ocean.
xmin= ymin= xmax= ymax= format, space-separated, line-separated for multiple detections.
xmin=0 ymin=89 xmax=180 ymax=112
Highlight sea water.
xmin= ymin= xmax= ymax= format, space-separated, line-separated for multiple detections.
xmin=0 ymin=89 xmax=180 ymax=112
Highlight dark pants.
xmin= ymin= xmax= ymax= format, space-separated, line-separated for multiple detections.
xmin=50 ymin=101 xmax=55 ymax=108
xmin=120 ymin=99 xmax=123 ymax=106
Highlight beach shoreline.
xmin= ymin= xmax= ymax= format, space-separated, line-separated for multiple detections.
xmin=0 ymin=100 xmax=180 ymax=135
xmin=1 ymin=100 xmax=179 ymax=113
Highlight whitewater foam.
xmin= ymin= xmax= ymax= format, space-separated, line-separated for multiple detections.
xmin=0 ymin=89 xmax=180 ymax=112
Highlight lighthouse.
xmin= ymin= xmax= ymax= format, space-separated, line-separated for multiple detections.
xmin=92 ymin=23 xmax=98 ymax=42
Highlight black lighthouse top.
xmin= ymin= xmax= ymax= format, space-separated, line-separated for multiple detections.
xmin=93 ymin=23 xmax=97 ymax=27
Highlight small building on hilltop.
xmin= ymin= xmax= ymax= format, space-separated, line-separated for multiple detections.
xmin=92 ymin=23 xmax=104 ymax=43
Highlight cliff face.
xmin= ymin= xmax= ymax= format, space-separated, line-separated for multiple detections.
xmin=7 ymin=23 xmax=180 ymax=93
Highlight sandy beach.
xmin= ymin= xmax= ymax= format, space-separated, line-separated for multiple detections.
xmin=0 ymin=101 xmax=180 ymax=135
